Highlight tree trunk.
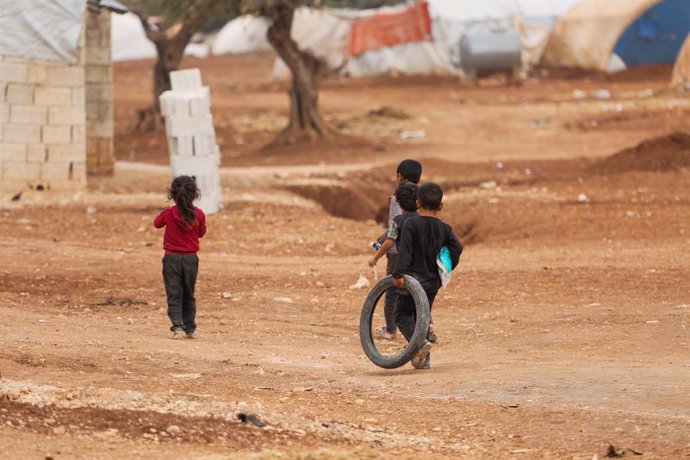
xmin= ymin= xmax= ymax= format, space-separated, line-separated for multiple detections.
xmin=134 ymin=15 xmax=193 ymax=132
xmin=267 ymin=6 xmax=331 ymax=145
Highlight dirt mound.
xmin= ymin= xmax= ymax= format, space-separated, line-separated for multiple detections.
xmin=285 ymin=181 xmax=388 ymax=222
xmin=589 ymin=132 xmax=690 ymax=174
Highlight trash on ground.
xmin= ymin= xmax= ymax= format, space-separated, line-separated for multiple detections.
xmin=349 ymin=275 xmax=370 ymax=290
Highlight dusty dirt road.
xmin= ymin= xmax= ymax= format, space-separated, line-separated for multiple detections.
xmin=1 ymin=54 xmax=689 ymax=459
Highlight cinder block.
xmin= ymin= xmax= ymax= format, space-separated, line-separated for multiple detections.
xmin=1 ymin=56 xmax=30 ymax=65
xmin=86 ymin=101 xmax=112 ymax=126
xmin=0 ymin=83 xmax=6 ymax=102
xmin=160 ymin=92 xmax=190 ymax=117
xmin=167 ymin=135 xmax=193 ymax=156
xmin=85 ymin=65 xmax=110 ymax=84
xmin=164 ymin=115 xmax=214 ymax=137
xmin=48 ymin=106 xmax=85 ymax=126
xmin=0 ymin=103 xmax=9 ymax=122
xmin=3 ymin=161 xmax=41 ymax=181
xmin=173 ymin=98 xmax=190 ymax=117
xmin=86 ymin=138 xmax=114 ymax=175
xmin=0 ymin=62 xmax=29 ymax=83
xmin=86 ymin=117 xmax=113 ymax=138
xmin=170 ymin=154 xmax=217 ymax=177
xmin=34 ymin=87 xmax=72 ymax=107
xmin=170 ymin=68 xmax=202 ymax=91
xmin=4 ymin=124 xmax=42 ymax=144
xmin=47 ymin=66 xmax=85 ymax=87
xmin=43 ymin=125 xmax=72 ymax=144
xmin=86 ymin=46 xmax=112 ymax=66
xmin=0 ymin=143 xmax=27 ymax=162
xmin=193 ymin=135 xmax=214 ymax=156
xmin=27 ymin=63 xmax=48 ymax=84
xmin=84 ymin=85 xmax=109 ymax=104
xmin=72 ymin=124 xmax=86 ymax=144
xmin=10 ymin=105 xmax=48 ymax=125
xmin=48 ymin=143 xmax=85 ymax=162
xmin=27 ymin=145 xmax=47 ymax=163
xmin=70 ymin=161 xmax=87 ymax=183
xmin=189 ymin=95 xmax=210 ymax=116
xmin=159 ymin=92 xmax=174 ymax=117
xmin=6 ymin=84 xmax=33 ymax=104
xmin=40 ymin=161 xmax=70 ymax=182
xmin=72 ymin=87 xmax=87 ymax=106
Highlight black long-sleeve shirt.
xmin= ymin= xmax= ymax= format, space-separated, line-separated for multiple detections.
xmin=392 ymin=215 xmax=463 ymax=292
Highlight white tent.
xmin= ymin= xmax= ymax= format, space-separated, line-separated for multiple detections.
xmin=211 ymin=15 xmax=272 ymax=55
xmin=429 ymin=0 xmax=579 ymax=71
xmin=209 ymin=0 xmax=580 ymax=78
xmin=543 ymin=0 xmax=662 ymax=71
xmin=0 ymin=0 xmax=86 ymax=63
xmin=112 ymin=12 xmax=157 ymax=61
xmin=112 ymin=12 xmax=210 ymax=61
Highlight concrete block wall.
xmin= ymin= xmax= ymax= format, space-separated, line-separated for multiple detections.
xmin=160 ymin=69 xmax=223 ymax=214
xmin=85 ymin=9 xmax=114 ymax=175
xmin=0 ymin=54 xmax=86 ymax=191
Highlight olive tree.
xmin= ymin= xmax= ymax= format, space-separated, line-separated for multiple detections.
xmin=124 ymin=0 xmax=403 ymax=141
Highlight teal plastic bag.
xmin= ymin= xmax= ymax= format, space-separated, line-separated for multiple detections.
xmin=437 ymin=246 xmax=454 ymax=287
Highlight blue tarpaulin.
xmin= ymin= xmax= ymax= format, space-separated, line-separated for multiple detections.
xmin=614 ymin=0 xmax=690 ymax=67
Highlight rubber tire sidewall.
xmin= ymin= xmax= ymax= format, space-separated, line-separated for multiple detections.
xmin=359 ymin=275 xmax=430 ymax=369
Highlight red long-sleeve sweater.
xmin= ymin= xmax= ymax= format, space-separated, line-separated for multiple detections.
xmin=153 ymin=206 xmax=206 ymax=255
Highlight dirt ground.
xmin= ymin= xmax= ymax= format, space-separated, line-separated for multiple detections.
xmin=1 ymin=53 xmax=689 ymax=459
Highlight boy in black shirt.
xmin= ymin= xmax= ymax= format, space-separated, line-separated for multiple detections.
xmin=392 ymin=182 xmax=463 ymax=369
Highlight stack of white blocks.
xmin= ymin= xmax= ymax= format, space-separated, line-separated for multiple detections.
xmin=159 ymin=68 xmax=222 ymax=214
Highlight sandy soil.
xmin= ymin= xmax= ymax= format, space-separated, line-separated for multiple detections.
xmin=1 ymin=53 xmax=689 ymax=459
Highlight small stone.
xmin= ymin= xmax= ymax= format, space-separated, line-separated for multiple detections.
xmin=52 ymin=425 xmax=66 ymax=435
xmin=272 ymin=297 xmax=293 ymax=303
xmin=166 ymin=425 xmax=181 ymax=434
xmin=594 ymin=89 xmax=611 ymax=99
xmin=222 ymin=292 xmax=232 ymax=299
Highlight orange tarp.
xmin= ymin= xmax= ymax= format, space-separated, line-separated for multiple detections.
xmin=348 ymin=3 xmax=432 ymax=57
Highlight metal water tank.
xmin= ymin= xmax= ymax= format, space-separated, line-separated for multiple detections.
xmin=459 ymin=30 xmax=522 ymax=78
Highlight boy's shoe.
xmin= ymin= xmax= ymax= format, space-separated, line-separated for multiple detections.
xmin=419 ymin=354 xmax=430 ymax=369
xmin=427 ymin=322 xmax=438 ymax=343
xmin=375 ymin=326 xmax=396 ymax=341
xmin=185 ymin=330 xmax=196 ymax=339
xmin=171 ymin=328 xmax=186 ymax=340
xmin=411 ymin=340 xmax=432 ymax=369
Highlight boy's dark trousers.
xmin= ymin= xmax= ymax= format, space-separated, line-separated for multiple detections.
xmin=394 ymin=285 xmax=438 ymax=342
xmin=383 ymin=252 xmax=398 ymax=334
xmin=162 ymin=254 xmax=199 ymax=333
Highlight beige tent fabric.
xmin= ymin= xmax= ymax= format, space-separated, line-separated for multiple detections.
xmin=671 ymin=34 xmax=690 ymax=86
xmin=542 ymin=0 xmax=662 ymax=71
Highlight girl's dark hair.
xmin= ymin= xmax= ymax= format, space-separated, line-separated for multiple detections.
xmin=395 ymin=182 xmax=418 ymax=212
xmin=418 ymin=182 xmax=443 ymax=210
xmin=168 ymin=175 xmax=200 ymax=226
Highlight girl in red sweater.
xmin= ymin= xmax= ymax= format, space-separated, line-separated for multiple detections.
xmin=154 ymin=176 xmax=207 ymax=339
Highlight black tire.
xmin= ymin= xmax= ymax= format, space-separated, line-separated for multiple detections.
xmin=359 ymin=275 xmax=430 ymax=369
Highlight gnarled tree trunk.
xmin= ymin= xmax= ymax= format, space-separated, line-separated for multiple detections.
xmin=266 ymin=5 xmax=331 ymax=145
xmin=134 ymin=14 xmax=193 ymax=132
